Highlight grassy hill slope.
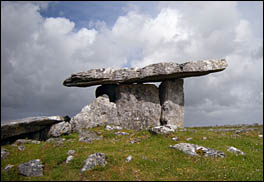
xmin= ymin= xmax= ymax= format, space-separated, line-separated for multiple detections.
xmin=1 ymin=124 xmax=263 ymax=181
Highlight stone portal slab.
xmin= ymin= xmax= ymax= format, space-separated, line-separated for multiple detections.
xmin=159 ymin=79 xmax=184 ymax=127
xmin=115 ymin=84 xmax=161 ymax=130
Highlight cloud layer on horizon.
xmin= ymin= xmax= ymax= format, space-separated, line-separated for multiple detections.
xmin=1 ymin=1 xmax=263 ymax=126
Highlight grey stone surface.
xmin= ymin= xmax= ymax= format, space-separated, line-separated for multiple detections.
xmin=105 ymin=125 xmax=123 ymax=131
xmin=1 ymin=116 xmax=66 ymax=140
xmin=115 ymin=131 xmax=129 ymax=136
xmin=66 ymin=155 xmax=74 ymax=164
xmin=46 ymin=137 xmax=65 ymax=145
xmin=48 ymin=121 xmax=72 ymax=137
xmin=169 ymin=143 xmax=225 ymax=158
xmin=70 ymin=95 xmax=120 ymax=132
xmin=227 ymin=146 xmax=245 ymax=155
xmin=14 ymin=139 xmax=41 ymax=145
xmin=150 ymin=125 xmax=178 ymax=135
xmin=18 ymin=159 xmax=43 ymax=177
xmin=172 ymin=137 xmax=179 ymax=141
xmin=18 ymin=145 xmax=25 ymax=151
xmin=159 ymin=79 xmax=184 ymax=127
xmin=115 ymin=84 xmax=161 ymax=130
xmin=81 ymin=153 xmax=107 ymax=172
xmin=4 ymin=164 xmax=14 ymax=171
xmin=78 ymin=130 xmax=102 ymax=143
xmin=1 ymin=148 xmax=9 ymax=159
xmin=126 ymin=155 xmax=132 ymax=162
xmin=67 ymin=150 xmax=75 ymax=155
xmin=63 ymin=59 xmax=228 ymax=87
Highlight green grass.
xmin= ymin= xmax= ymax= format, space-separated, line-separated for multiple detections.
xmin=1 ymin=124 xmax=263 ymax=181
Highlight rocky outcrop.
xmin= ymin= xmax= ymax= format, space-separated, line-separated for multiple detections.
xmin=159 ymin=79 xmax=184 ymax=126
xmin=169 ymin=143 xmax=225 ymax=157
xmin=18 ymin=159 xmax=44 ymax=177
xmin=1 ymin=116 xmax=69 ymax=145
xmin=63 ymin=59 xmax=228 ymax=87
xmin=81 ymin=153 xmax=107 ymax=172
xmin=70 ymin=95 xmax=120 ymax=132
xmin=115 ymin=84 xmax=161 ymax=130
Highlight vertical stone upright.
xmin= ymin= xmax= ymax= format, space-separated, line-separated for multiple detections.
xmin=159 ymin=79 xmax=184 ymax=127
xmin=115 ymin=84 xmax=161 ymax=130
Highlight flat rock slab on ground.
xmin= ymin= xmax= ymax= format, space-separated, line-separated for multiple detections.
xmin=63 ymin=59 xmax=227 ymax=87
xmin=169 ymin=143 xmax=225 ymax=158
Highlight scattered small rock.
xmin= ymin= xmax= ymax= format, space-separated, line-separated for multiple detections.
xmin=1 ymin=148 xmax=9 ymax=159
xmin=67 ymin=150 xmax=75 ymax=155
xmin=18 ymin=145 xmax=25 ymax=151
xmin=78 ymin=130 xmax=102 ymax=143
xmin=81 ymin=153 xmax=107 ymax=172
xmin=4 ymin=164 xmax=14 ymax=171
xmin=150 ymin=125 xmax=177 ymax=135
xmin=258 ymin=135 xmax=263 ymax=138
xmin=169 ymin=143 xmax=225 ymax=158
xmin=172 ymin=137 xmax=179 ymax=141
xmin=186 ymin=138 xmax=192 ymax=141
xmin=66 ymin=155 xmax=74 ymax=164
xmin=126 ymin=155 xmax=132 ymax=162
xmin=105 ymin=125 xmax=123 ymax=131
xmin=46 ymin=137 xmax=65 ymax=145
xmin=202 ymin=137 xmax=207 ymax=140
xmin=18 ymin=159 xmax=43 ymax=177
xmin=227 ymin=146 xmax=245 ymax=155
xmin=115 ymin=131 xmax=129 ymax=136
xmin=129 ymin=138 xmax=141 ymax=144
xmin=15 ymin=139 xmax=40 ymax=145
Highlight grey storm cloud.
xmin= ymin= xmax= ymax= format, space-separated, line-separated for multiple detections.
xmin=1 ymin=1 xmax=263 ymax=127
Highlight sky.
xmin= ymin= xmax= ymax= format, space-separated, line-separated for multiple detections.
xmin=1 ymin=1 xmax=263 ymax=127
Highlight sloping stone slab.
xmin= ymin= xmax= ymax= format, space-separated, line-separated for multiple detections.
xmin=63 ymin=59 xmax=227 ymax=87
xmin=1 ymin=116 xmax=66 ymax=141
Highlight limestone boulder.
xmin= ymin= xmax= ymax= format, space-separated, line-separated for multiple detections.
xmin=70 ymin=95 xmax=120 ymax=132
xmin=115 ymin=84 xmax=161 ymax=130
xmin=48 ymin=121 xmax=72 ymax=137
xmin=18 ymin=159 xmax=43 ymax=177
xmin=81 ymin=153 xmax=107 ymax=172
xmin=63 ymin=59 xmax=228 ymax=87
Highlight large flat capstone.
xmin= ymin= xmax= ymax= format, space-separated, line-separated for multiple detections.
xmin=63 ymin=59 xmax=227 ymax=87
